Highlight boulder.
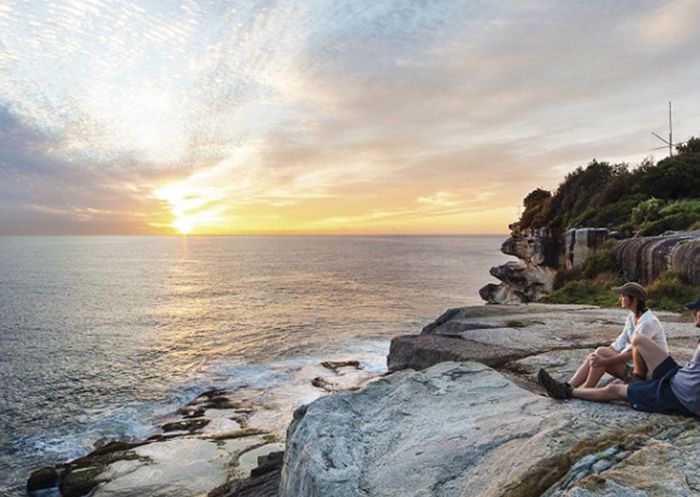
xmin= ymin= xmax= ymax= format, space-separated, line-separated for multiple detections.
xmin=615 ymin=230 xmax=700 ymax=285
xmin=481 ymin=260 xmax=558 ymax=304
xmin=280 ymin=361 xmax=698 ymax=497
xmin=565 ymin=228 xmax=609 ymax=269
xmin=27 ymin=465 xmax=59 ymax=493
xmin=387 ymin=334 xmax=523 ymax=372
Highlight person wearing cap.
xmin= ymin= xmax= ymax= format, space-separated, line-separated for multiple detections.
xmin=538 ymin=296 xmax=700 ymax=418
xmin=563 ymin=282 xmax=668 ymax=389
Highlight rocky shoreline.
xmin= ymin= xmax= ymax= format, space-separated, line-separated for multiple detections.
xmin=27 ymin=361 xmax=377 ymax=497
xmin=282 ymin=303 xmax=700 ymax=497
xmin=29 ymin=303 xmax=700 ymax=497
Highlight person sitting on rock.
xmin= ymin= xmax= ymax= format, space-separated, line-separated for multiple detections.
xmin=537 ymin=296 xmax=700 ymax=418
xmin=566 ymin=282 xmax=667 ymax=388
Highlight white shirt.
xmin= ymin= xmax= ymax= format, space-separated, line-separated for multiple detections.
xmin=610 ymin=309 xmax=668 ymax=354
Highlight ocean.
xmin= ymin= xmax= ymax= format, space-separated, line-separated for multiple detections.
xmin=0 ymin=235 xmax=510 ymax=496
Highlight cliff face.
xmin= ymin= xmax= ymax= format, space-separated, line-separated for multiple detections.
xmin=480 ymin=228 xmax=605 ymax=304
xmin=615 ymin=230 xmax=700 ymax=285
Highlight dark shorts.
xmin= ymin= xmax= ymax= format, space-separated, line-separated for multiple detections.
xmin=627 ymin=356 xmax=693 ymax=416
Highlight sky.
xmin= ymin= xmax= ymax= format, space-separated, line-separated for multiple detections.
xmin=1 ymin=0 xmax=700 ymax=235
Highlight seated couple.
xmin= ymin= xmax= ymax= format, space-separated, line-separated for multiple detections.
xmin=538 ymin=282 xmax=700 ymax=418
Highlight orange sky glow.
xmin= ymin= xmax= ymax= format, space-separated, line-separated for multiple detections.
xmin=2 ymin=1 xmax=700 ymax=235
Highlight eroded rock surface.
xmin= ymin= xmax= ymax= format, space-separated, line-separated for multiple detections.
xmin=280 ymin=361 xmax=700 ymax=497
xmin=616 ymin=230 xmax=700 ymax=285
xmin=286 ymin=304 xmax=700 ymax=497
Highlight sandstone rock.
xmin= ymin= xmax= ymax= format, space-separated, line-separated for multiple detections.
xmin=565 ymin=228 xmax=609 ymax=269
xmin=387 ymin=334 xmax=523 ymax=372
xmin=481 ymin=229 xmax=562 ymax=304
xmin=280 ymin=361 xmax=691 ymax=497
xmin=615 ymin=230 xmax=700 ymax=285
xmin=481 ymin=260 xmax=558 ymax=304
xmin=501 ymin=229 xmax=562 ymax=267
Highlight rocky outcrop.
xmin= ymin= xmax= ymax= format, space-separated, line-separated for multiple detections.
xmin=280 ymin=361 xmax=700 ymax=497
xmin=29 ymin=390 xmax=283 ymax=497
xmin=565 ymin=228 xmax=609 ymax=269
xmin=28 ymin=356 xmax=381 ymax=497
xmin=615 ymin=230 xmax=700 ymax=285
xmin=480 ymin=228 xmax=562 ymax=304
xmin=282 ymin=304 xmax=700 ymax=497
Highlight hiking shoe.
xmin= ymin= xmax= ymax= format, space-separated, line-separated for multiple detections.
xmin=537 ymin=369 xmax=573 ymax=400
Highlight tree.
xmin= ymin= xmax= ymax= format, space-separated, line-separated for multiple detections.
xmin=677 ymin=136 xmax=700 ymax=155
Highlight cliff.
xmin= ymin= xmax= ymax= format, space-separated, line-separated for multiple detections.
xmin=480 ymin=228 xmax=607 ymax=304
xmin=481 ymin=228 xmax=700 ymax=305
xmin=615 ymin=230 xmax=700 ymax=285
xmin=281 ymin=304 xmax=700 ymax=497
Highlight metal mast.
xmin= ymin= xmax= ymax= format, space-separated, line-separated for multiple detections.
xmin=651 ymin=101 xmax=683 ymax=157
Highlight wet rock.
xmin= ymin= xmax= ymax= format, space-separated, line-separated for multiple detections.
xmin=27 ymin=465 xmax=58 ymax=493
xmin=60 ymin=466 xmax=105 ymax=497
xmin=321 ymin=360 xmax=360 ymax=370
xmin=162 ymin=418 xmax=210 ymax=432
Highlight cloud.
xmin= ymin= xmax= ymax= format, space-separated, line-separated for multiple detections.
xmin=2 ymin=1 xmax=700 ymax=234
xmin=0 ymin=104 xmax=171 ymax=234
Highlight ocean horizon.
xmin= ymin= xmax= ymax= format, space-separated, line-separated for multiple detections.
xmin=0 ymin=235 xmax=512 ymax=496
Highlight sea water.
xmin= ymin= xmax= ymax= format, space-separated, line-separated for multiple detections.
xmin=0 ymin=235 xmax=511 ymax=496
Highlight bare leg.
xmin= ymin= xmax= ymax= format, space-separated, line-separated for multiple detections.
xmin=582 ymin=347 xmax=627 ymax=388
xmin=569 ymin=353 xmax=594 ymax=388
xmin=631 ymin=335 xmax=669 ymax=377
xmin=573 ymin=383 xmax=628 ymax=402
xmin=632 ymin=345 xmax=648 ymax=378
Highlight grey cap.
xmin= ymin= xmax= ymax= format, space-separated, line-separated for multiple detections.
xmin=686 ymin=297 xmax=700 ymax=310
xmin=612 ymin=282 xmax=648 ymax=302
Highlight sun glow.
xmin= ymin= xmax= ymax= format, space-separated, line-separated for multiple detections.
xmin=153 ymin=180 xmax=229 ymax=235
xmin=173 ymin=216 xmax=194 ymax=235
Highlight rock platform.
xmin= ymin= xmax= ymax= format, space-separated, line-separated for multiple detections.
xmin=283 ymin=304 xmax=700 ymax=497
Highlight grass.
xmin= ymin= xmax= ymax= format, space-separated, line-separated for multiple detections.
xmin=543 ymin=271 xmax=699 ymax=313
xmin=647 ymin=272 xmax=700 ymax=313
xmin=542 ymin=273 xmax=622 ymax=307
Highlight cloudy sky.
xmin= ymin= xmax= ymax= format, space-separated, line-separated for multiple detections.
xmin=1 ymin=0 xmax=700 ymax=235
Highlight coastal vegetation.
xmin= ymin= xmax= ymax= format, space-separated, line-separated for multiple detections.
xmin=522 ymin=139 xmax=700 ymax=311
xmin=517 ymin=138 xmax=700 ymax=236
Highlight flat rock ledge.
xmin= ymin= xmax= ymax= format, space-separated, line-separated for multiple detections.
xmin=281 ymin=361 xmax=700 ymax=497
xmin=28 ymin=391 xmax=284 ymax=497
xmin=282 ymin=304 xmax=700 ymax=497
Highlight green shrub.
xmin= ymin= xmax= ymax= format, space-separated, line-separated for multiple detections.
xmin=639 ymin=212 xmax=698 ymax=236
xmin=631 ymin=198 xmax=665 ymax=225
xmin=580 ymin=241 xmax=620 ymax=279
xmin=542 ymin=274 xmax=623 ymax=306
xmin=647 ymin=272 xmax=700 ymax=313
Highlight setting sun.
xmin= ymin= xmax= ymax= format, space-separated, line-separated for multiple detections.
xmin=173 ymin=217 xmax=194 ymax=235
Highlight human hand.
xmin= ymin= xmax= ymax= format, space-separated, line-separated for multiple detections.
xmin=589 ymin=353 xmax=607 ymax=368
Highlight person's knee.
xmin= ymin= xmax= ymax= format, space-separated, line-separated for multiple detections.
xmin=632 ymin=334 xmax=651 ymax=348
xmin=603 ymin=383 xmax=625 ymax=399
xmin=595 ymin=346 xmax=609 ymax=355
